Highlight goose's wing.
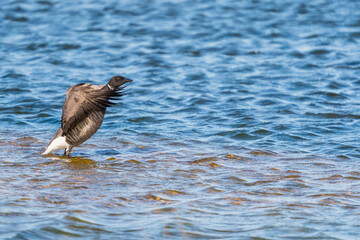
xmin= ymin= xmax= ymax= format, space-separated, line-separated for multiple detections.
xmin=61 ymin=83 xmax=114 ymax=135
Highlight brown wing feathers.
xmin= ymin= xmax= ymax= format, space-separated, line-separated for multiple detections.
xmin=61 ymin=83 xmax=125 ymax=137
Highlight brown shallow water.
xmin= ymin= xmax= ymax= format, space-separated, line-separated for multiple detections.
xmin=1 ymin=133 xmax=360 ymax=239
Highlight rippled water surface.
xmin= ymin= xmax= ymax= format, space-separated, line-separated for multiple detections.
xmin=1 ymin=0 xmax=360 ymax=239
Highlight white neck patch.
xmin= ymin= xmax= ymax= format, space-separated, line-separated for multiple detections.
xmin=107 ymin=84 xmax=115 ymax=90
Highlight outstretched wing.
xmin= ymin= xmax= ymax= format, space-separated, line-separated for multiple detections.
xmin=61 ymin=83 xmax=117 ymax=135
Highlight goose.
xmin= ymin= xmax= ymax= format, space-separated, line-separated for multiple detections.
xmin=42 ymin=75 xmax=132 ymax=156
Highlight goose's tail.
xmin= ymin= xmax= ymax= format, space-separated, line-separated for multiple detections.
xmin=42 ymin=129 xmax=69 ymax=155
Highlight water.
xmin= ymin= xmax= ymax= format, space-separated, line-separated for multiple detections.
xmin=1 ymin=0 xmax=360 ymax=239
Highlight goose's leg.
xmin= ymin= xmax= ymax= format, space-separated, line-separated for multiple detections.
xmin=64 ymin=146 xmax=73 ymax=156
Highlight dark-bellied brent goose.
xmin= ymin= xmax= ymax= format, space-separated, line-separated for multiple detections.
xmin=42 ymin=75 xmax=132 ymax=156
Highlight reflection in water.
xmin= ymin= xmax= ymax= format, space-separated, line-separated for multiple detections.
xmin=46 ymin=155 xmax=98 ymax=170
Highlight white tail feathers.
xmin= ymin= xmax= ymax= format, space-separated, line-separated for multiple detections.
xmin=42 ymin=136 xmax=69 ymax=155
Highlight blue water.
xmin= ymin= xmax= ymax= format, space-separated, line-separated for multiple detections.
xmin=1 ymin=0 xmax=360 ymax=239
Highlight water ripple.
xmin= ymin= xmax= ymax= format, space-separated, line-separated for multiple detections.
xmin=1 ymin=0 xmax=360 ymax=239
